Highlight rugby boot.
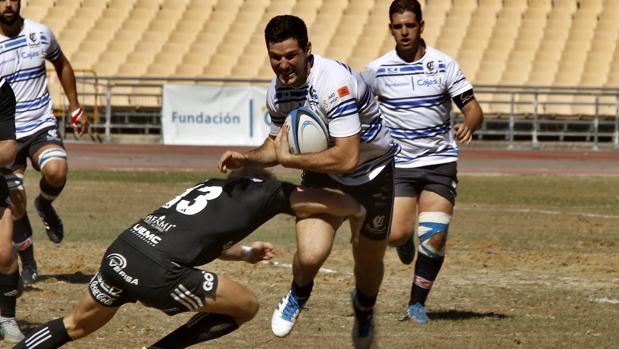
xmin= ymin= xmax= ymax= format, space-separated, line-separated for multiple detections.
xmin=21 ymin=262 xmax=38 ymax=285
xmin=396 ymin=236 xmax=415 ymax=265
xmin=271 ymin=290 xmax=304 ymax=337
xmin=405 ymin=302 xmax=430 ymax=324
xmin=34 ymin=195 xmax=64 ymax=243
xmin=0 ymin=317 xmax=25 ymax=343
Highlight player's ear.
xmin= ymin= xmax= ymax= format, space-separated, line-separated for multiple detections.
xmin=419 ymin=20 xmax=425 ymax=35
xmin=305 ymin=41 xmax=312 ymax=56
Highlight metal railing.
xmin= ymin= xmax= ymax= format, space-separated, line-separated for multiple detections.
xmin=63 ymin=75 xmax=619 ymax=150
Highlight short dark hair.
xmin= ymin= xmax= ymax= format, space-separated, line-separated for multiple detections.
xmin=264 ymin=15 xmax=309 ymax=50
xmin=389 ymin=0 xmax=423 ymax=23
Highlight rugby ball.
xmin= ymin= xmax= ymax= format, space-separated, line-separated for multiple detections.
xmin=285 ymin=107 xmax=329 ymax=154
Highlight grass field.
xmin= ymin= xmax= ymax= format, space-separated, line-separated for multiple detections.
xmin=9 ymin=170 xmax=619 ymax=348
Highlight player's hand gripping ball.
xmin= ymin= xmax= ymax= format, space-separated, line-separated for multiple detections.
xmin=284 ymin=106 xmax=329 ymax=154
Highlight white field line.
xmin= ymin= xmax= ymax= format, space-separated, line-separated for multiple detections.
xmin=591 ymin=297 xmax=619 ymax=304
xmin=459 ymin=206 xmax=619 ymax=220
xmin=264 ymin=260 xmax=352 ymax=276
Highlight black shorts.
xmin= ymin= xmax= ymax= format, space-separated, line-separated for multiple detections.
xmin=393 ymin=162 xmax=458 ymax=205
xmin=301 ymin=162 xmax=394 ymax=241
xmin=88 ymin=238 xmax=219 ymax=316
xmin=1 ymin=125 xmax=64 ymax=173
xmin=0 ymin=178 xmax=10 ymax=208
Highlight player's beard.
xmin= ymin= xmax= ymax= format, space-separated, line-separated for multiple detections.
xmin=0 ymin=7 xmax=21 ymax=26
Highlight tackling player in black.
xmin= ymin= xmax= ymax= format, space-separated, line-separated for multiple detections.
xmin=0 ymin=78 xmax=24 ymax=344
xmin=13 ymin=169 xmax=366 ymax=349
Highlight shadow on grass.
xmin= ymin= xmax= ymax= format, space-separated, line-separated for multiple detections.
xmin=23 ymin=271 xmax=94 ymax=287
xmin=429 ymin=309 xmax=508 ymax=320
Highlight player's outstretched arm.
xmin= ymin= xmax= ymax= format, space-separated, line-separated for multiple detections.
xmin=219 ymin=241 xmax=275 ymax=263
xmin=218 ymin=137 xmax=279 ymax=173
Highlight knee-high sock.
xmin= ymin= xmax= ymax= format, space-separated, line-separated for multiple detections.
xmin=13 ymin=317 xmax=72 ymax=349
xmin=410 ymin=253 xmax=444 ymax=306
xmin=13 ymin=215 xmax=34 ymax=266
xmin=148 ymin=313 xmax=239 ymax=349
xmin=0 ymin=270 xmax=19 ymax=317
xmin=38 ymin=177 xmax=66 ymax=204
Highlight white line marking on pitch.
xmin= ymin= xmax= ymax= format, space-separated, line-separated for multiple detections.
xmin=591 ymin=297 xmax=619 ymax=304
xmin=460 ymin=206 xmax=619 ymax=220
xmin=264 ymin=261 xmax=351 ymax=275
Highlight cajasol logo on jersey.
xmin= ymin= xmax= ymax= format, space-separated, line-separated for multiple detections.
xmin=416 ymin=77 xmax=442 ymax=88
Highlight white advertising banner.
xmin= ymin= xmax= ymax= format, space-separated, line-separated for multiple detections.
xmin=161 ymin=84 xmax=270 ymax=146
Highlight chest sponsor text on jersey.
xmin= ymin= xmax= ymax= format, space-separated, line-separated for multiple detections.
xmin=130 ymin=223 xmax=162 ymax=246
xmin=143 ymin=214 xmax=177 ymax=232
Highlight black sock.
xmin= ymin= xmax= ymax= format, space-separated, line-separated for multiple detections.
xmin=291 ymin=280 xmax=313 ymax=303
xmin=148 ymin=313 xmax=239 ymax=349
xmin=18 ymin=245 xmax=35 ymax=267
xmin=0 ymin=271 xmax=19 ymax=317
xmin=39 ymin=177 xmax=65 ymax=203
xmin=410 ymin=253 xmax=444 ymax=306
xmin=353 ymin=289 xmax=376 ymax=317
xmin=13 ymin=317 xmax=72 ymax=349
xmin=13 ymin=214 xmax=35 ymax=265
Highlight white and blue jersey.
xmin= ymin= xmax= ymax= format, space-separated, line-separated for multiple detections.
xmin=363 ymin=46 xmax=473 ymax=168
xmin=266 ymin=54 xmax=397 ymax=186
xmin=0 ymin=19 xmax=60 ymax=139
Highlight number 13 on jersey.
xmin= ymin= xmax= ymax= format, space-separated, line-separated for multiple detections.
xmin=162 ymin=184 xmax=223 ymax=215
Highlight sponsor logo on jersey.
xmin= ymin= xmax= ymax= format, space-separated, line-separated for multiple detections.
xmin=143 ymin=214 xmax=177 ymax=233
xmin=107 ymin=253 xmax=139 ymax=285
xmin=27 ymin=32 xmax=40 ymax=46
xmin=385 ymin=81 xmax=410 ymax=88
xmin=131 ymin=223 xmax=162 ymax=246
xmin=89 ymin=273 xmax=123 ymax=306
xmin=425 ymin=61 xmax=438 ymax=75
xmin=364 ymin=214 xmax=386 ymax=235
xmin=21 ymin=50 xmax=42 ymax=60
xmin=202 ymin=271 xmax=216 ymax=292
xmin=46 ymin=128 xmax=60 ymax=141
xmin=337 ymin=86 xmax=350 ymax=98
xmin=307 ymin=86 xmax=320 ymax=110
xmin=417 ymin=77 xmax=441 ymax=87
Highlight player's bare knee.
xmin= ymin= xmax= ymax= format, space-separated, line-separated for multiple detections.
xmin=417 ymin=211 xmax=451 ymax=258
xmin=295 ymin=249 xmax=326 ymax=270
xmin=389 ymin=229 xmax=412 ymax=247
xmin=42 ymin=166 xmax=68 ymax=187
xmin=233 ymin=292 xmax=259 ymax=324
